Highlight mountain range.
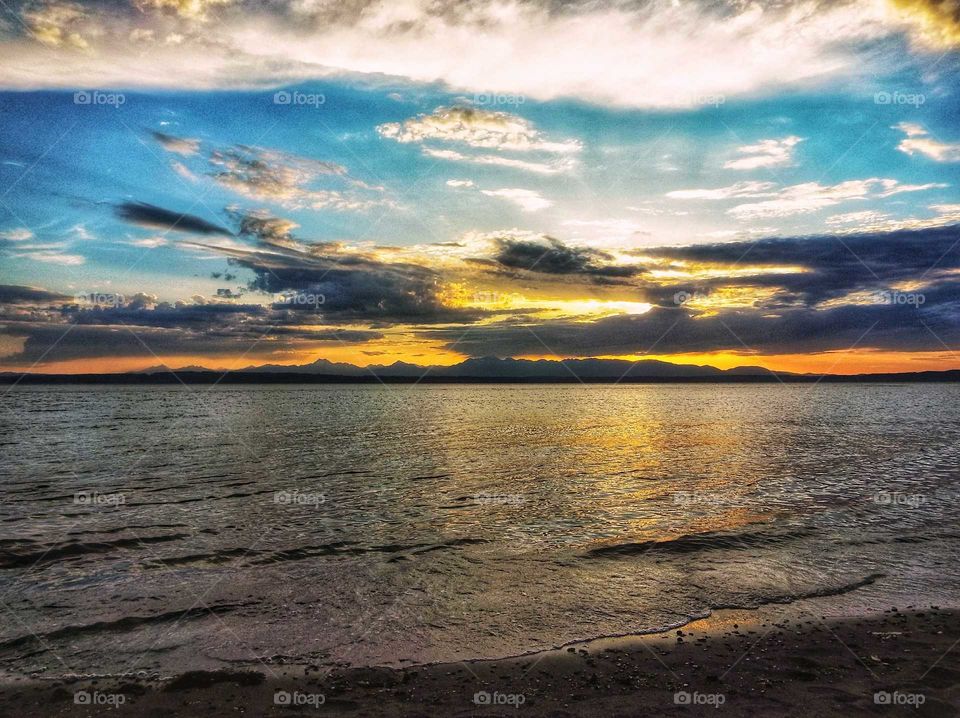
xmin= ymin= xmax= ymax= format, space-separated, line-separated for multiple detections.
xmin=139 ymin=356 xmax=782 ymax=379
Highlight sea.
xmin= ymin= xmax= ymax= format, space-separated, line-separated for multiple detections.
xmin=1 ymin=383 xmax=958 ymax=678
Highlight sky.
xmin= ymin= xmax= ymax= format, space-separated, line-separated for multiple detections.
xmin=1 ymin=0 xmax=959 ymax=374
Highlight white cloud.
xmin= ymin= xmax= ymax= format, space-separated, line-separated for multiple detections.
xmin=422 ymin=147 xmax=572 ymax=175
xmin=171 ymin=160 xmax=198 ymax=182
xmin=131 ymin=236 xmax=169 ymax=248
xmin=666 ymin=181 xmax=777 ymax=200
xmin=0 ymin=228 xmax=33 ymax=241
xmin=134 ymin=0 xmax=235 ymax=21
xmin=22 ymin=250 xmax=85 ymax=265
xmin=825 ymin=210 xmax=892 ymax=226
xmin=381 ymin=107 xmax=580 ymax=174
xmin=561 ymin=218 xmax=651 ymax=247
xmin=668 ymin=177 xmax=946 ymax=218
xmin=727 ymin=178 xmax=946 ymax=219
xmin=724 ymin=136 xmax=803 ymax=170
xmin=0 ymin=1 xmax=925 ymax=109
xmin=378 ymin=107 xmax=581 ymax=154
xmin=895 ymin=122 xmax=960 ymax=162
xmin=828 ymin=203 xmax=960 ymax=234
xmin=481 ymin=188 xmax=552 ymax=212
xmin=21 ymin=1 xmax=89 ymax=49
xmin=445 ymin=179 xmax=475 ymax=188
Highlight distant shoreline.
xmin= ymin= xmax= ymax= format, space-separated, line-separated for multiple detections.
xmin=3 ymin=370 xmax=960 ymax=384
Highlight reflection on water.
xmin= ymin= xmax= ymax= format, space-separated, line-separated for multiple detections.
xmin=1 ymin=384 xmax=958 ymax=676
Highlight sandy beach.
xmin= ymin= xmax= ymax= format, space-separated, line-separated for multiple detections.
xmin=4 ymin=605 xmax=957 ymax=717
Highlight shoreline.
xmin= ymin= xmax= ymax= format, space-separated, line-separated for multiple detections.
xmin=4 ymin=604 xmax=958 ymax=716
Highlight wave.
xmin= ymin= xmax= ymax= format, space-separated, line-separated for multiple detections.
xmin=585 ymin=527 xmax=814 ymax=558
xmin=0 ymin=601 xmax=255 ymax=652
xmin=0 ymin=533 xmax=189 ymax=569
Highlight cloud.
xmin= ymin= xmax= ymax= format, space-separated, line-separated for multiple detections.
xmin=481 ymin=188 xmax=552 ymax=212
xmin=426 ymin=298 xmax=960 ymax=358
xmin=895 ymin=122 xmax=960 ymax=162
xmin=561 ymin=219 xmax=652 ymax=246
xmin=666 ymin=181 xmax=778 ymax=200
xmin=669 ymin=177 xmax=947 ymax=219
xmin=171 ymin=160 xmax=198 ymax=181
xmin=131 ymin=236 xmax=169 ymax=248
xmin=6 ymin=220 xmax=960 ymax=365
xmin=724 ymin=136 xmax=803 ymax=170
xmin=21 ymin=1 xmax=89 ymax=49
xmin=134 ymin=0 xmax=235 ymax=21
xmin=208 ymin=145 xmax=387 ymax=211
xmin=0 ymin=293 xmax=385 ymax=365
xmin=887 ymin=0 xmax=960 ymax=49
xmin=0 ymin=285 xmax=72 ymax=304
xmin=114 ymin=201 xmax=235 ymax=236
xmin=825 ymin=210 xmax=892 ymax=226
xmin=381 ymin=106 xmax=580 ymax=174
xmin=640 ymin=224 xmax=960 ymax=305
xmin=826 ymin=204 xmax=960 ymax=233
xmin=20 ymin=250 xmax=85 ymax=265
xmin=2 ymin=0 xmax=946 ymax=108
xmin=187 ymin=208 xmax=490 ymax=324
xmin=727 ymin=178 xmax=946 ymax=219
xmin=446 ymin=179 xmax=475 ymax=188
xmin=490 ymin=235 xmax=641 ymax=278
xmin=0 ymin=228 xmax=33 ymax=241
xmin=378 ymin=107 xmax=581 ymax=154
xmin=415 ymin=225 xmax=960 ymax=358
xmin=421 ymin=147 xmax=572 ymax=175
xmin=151 ymin=131 xmax=201 ymax=156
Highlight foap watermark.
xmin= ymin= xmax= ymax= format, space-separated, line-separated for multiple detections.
xmin=473 ymin=691 xmax=526 ymax=707
xmin=473 ymin=290 xmax=505 ymax=304
xmin=273 ymin=91 xmax=325 ymax=108
xmin=74 ymin=90 xmax=126 ymax=108
xmin=74 ymin=691 xmax=126 ymax=706
xmin=874 ymin=491 xmax=926 ymax=509
xmin=873 ymin=290 xmax=925 ymax=307
xmin=690 ymin=93 xmax=726 ymax=108
xmin=473 ymin=92 xmax=525 ymax=107
xmin=274 ymin=690 xmax=325 ymax=707
xmin=674 ymin=690 xmax=726 ymax=708
xmin=75 ymin=291 xmax=124 ymax=308
xmin=673 ymin=491 xmax=726 ymax=506
xmin=474 ymin=492 xmax=526 ymax=506
xmin=275 ymin=290 xmax=325 ymax=308
xmin=74 ymin=490 xmax=126 ymax=507
xmin=874 ymin=91 xmax=925 ymax=107
xmin=274 ymin=489 xmax=325 ymax=508
xmin=674 ymin=290 xmax=708 ymax=306
xmin=874 ymin=690 xmax=925 ymax=707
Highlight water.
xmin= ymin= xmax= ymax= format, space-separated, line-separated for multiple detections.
xmin=1 ymin=383 xmax=959 ymax=678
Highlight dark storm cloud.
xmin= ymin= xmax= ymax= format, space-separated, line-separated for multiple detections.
xmin=0 ymin=293 xmax=385 ymax=364
xmin=0 ymin=321 xmax=296 ymax=363
xmin=420 ymin=225 xmax=960 ymax=357
xmin=641 ymin=225 xmax=960 ymax=306
xmin=9 ymin=216 xmax=960 ymax=365
xmin=114 ymin=202 xmax=234 ymax=236
xmin=491 ymin=235 xmax=642 ymax=279
xmin=204 ymin=209 xmax=488 ymax=324
xmin=64 ymin=301 xmax=268 ymax=329
xmin=425 ymin=295 xmax=960 ymax=358
xmin=241 ymin=254 xmax=481 ymax=323
xmin=0 ymin=285 xmax=72 ymax=304
xmin=0 ymin=317 xmax=382 ymax=365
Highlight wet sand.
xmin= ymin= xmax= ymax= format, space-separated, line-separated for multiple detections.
xmin=4 ymin=606 xmax=958 ymax=717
